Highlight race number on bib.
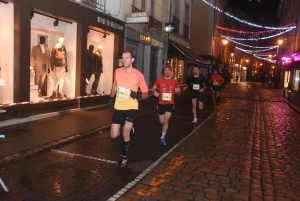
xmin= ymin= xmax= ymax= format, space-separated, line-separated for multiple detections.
xmin=193 ymin=84 xmax=200 ymax=90
xmin=117 ymin=86 xmax=130 ymax=98
xmin=213 ymin=81 xmax=218 ymax=86
xmin=162 ymin=93 xmax=172 ymax=101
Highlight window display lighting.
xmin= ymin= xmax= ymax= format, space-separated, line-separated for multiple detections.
xmin=202 ymin=0 xmax=296 ymax=30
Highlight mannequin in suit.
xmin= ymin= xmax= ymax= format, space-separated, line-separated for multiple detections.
xmin=86 ymin=44 xmax=96 ymax=94
xmin=30 ymin=36 xmax=51 ymax=97
xmin=50 ymin=37 xmax=68 ymax=98
xmin=91 ymin=46 xmax=103 ymax=95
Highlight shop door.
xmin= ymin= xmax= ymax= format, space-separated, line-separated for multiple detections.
xmin=149 ymin=47 xmax=158 ymax=88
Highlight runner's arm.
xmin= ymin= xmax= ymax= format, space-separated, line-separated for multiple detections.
xmin=110 ymin=84 xmax=117 ymax=98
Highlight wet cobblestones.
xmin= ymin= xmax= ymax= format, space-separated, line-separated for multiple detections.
xmin=0 ymin=83 xmax=300 ymax=200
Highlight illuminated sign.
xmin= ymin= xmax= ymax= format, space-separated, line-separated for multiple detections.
xmin=164 ymin=22 xmax=175 ymax=33
xmin=140 ymin=35 xmax=151 ymax=43
xmin=125 ymin=12 xmax=149 ymax=23
xmin=140 ymin=34 xmax=164 ymax=48
xmin=151 ymin=39 xmax=164 ymax=48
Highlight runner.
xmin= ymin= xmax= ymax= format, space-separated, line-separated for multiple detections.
xmin=107 ymin=51 xmax=148 ymax=167
xmin=186 ymin=66 xmax=208 ymax=124
xmin=151 ymin=65 xmax=181 ymax=146
xmin=209 ymin=69 xmax=225 ymax=107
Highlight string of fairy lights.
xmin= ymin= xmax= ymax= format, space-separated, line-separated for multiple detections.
xmin=201 ymin=0 xmax=296 ymax=63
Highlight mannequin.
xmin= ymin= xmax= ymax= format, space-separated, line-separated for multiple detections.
xmin=30 ymin=36 xmax=51 ymax=97
xmin=50 ymin=37 xmax=68 ymax=98
xmin=92 ymin=45 xmax=103 ymax=95
xmin=86 ymin=44 xmax=96 ymax=94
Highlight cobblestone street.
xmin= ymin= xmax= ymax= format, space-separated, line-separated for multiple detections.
xmin=0 ymin=83 xmax=300 ymax=201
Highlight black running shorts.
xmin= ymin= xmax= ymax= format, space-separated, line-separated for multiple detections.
xmin=212 ymin=85 xmax=221 ymax=92
xmin=111 ymin=109 xmax=138 ymax=125
xmin=157 ymin=104 xmax=175 ymax=115
xmin=192 ymin=92 xmax=205 ymax=102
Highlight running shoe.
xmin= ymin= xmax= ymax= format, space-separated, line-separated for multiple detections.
xmin=160 ymin=137 xmax=166 ymax=145
xmin=117 ymin=155 xmax=127 ymax=167
xmin=192 ymin=119 xmax=197 ymax=124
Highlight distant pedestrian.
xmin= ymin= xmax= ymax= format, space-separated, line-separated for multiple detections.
xmin=209 ymin=69 xmax=225 ymax=107
xmin=185 ymin=66 xmax=208 ymax=124
xmin=107 ymin=51 xmax=149 ymax=167
xmin=151 ymin=65 xmax=181 ymax=146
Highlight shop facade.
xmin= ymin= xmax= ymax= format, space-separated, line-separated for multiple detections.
xmin=0 ymin=0 xmax=124 ymax=120
xmin=168 ymin=40 xmax=208 ymax=84
xmin=124 ymin=27 xmax=166 ymax=88
xmin=282 ymin=60 xmax=300 ymax=96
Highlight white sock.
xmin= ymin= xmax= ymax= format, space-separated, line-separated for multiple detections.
xmin=161 ymin=132 xmax=166 ymax=138
xmin=193 ymin=115 xmax=196 ymax=118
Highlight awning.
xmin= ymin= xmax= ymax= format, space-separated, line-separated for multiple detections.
xmin=282 ymin=61 xmax=300 ymax=71
xmin=169 ymin=40 xmax=208 ymax=65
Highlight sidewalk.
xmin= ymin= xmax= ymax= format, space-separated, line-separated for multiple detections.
xmin=0 ymin=87 xmax=200 ymax=166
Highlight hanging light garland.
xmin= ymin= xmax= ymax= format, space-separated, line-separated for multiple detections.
xmin=202 ymin=0 xmax=295 ymax=30
xmin=224 ymin=37 xmax=278 ymax=49
xmin=221 ymin=27 xmax=295 ymax=41
xmin=215 ymin=24 xmax=295 ymax=36
xmin=235 ymin=47 xmax=277 ymax=63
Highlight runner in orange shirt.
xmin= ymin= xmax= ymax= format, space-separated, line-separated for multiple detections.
xmin=209 ymin=69 xmax=225 ymax=107
xmin=107 ymin=51 xmax=149 ymax=167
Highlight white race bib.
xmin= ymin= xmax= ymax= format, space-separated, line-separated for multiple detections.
xmin=213 ymin=81 xmax=218 ymax=86
xmin=162 ymin=93 xmax=172 ymax=101
xmin=117 ymin=86 xmax=130 ymax=99
xmin=193 ymin=84 xmax=200 ymax=90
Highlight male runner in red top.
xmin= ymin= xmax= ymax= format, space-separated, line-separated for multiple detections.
xmin=151 ymin=65 xmax=181 ymax=145
xmin=209 ymin=69 xmax=225 ymax=106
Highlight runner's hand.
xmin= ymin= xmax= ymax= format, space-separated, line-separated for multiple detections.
xmin=130 ymin=90 xmax=142 ymax=100
xmin=107 ymin=97 xmax=114 ymax=108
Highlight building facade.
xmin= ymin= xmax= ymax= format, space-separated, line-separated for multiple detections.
xmin=277 ymin=0 xmax=300 ymax=95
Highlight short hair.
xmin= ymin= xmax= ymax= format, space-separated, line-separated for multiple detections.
xmin=123 ymin=51 xmax=135 ymax=59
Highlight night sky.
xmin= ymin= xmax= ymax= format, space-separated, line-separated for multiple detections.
xmin=227 ymin=0 xmax=280 ymax=27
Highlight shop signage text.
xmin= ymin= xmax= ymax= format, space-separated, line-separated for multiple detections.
xmin=140 ymin=34 xmax=164 ymax=48
xmin=97 ymin=17 xmax=123 ymax=30
xmin=125 ymin=12 xmax=149 ymax=23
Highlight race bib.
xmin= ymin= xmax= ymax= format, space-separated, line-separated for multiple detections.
xmin=213 ymin=81 xmax=218 ymax=86
xmin=193 ymin=84 xmax=200 ymax=90
xmin=117 ymin=86 xmax=130 ymax=99
xmin=162 ymin=93 xmax=172 ymax=101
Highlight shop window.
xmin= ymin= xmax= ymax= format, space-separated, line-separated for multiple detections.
xmin=293 ymin=70 xmax=299 ymax=91
xmin=87 ymin=29 xmax=114 ymax=95
xmin=169 ymin=58 xmax=184 ymax=85
xmin=0 ymin=2 xmax=13 ymax=104
xmin=31 ymin=13 xmax=77 ymax=100
xmin=149 ymin=47 xmax=158 ymax=88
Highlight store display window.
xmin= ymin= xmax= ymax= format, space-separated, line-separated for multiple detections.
xmin=0 ymin=3 xmax=14 ymax=104
xmin=86 ymin=29 xmax=114 ymax=95
xmin=293 ymin=70 xmax=299 ymax=91
xmin=30 ymin=13 xmax=77 ymax=100
xmin=169 ymin=58 xmax=184 ymax=85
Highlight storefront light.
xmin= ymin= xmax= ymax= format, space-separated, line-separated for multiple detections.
xmin=296 ymin=77 xmax=300 ymax=81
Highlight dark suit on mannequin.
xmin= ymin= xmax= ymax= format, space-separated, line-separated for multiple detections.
xmin=86 ymin=45 xmax=96 ymax=94
xmin=30 ymin=36 xmax=51 ymax=97
xmin=92 ymin=46 xmax=103 ymax=95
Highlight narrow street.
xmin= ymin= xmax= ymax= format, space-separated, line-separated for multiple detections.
xmin=0 ymin=83 xmax=300 ymax=201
